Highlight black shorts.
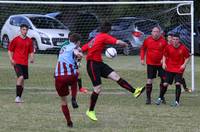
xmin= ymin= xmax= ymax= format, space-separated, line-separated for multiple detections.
xmin=14 ymin=64 xmax=29 ymax=79
xmin=147 ymin=65 xmax=165 ymax=79
xmin=87 ymin=60 xmax=114 ymax=86
xmin=165 ymin=71 xmax=183 ymax=85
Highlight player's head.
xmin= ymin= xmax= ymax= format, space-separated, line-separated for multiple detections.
xmin=172 ymin=33 xmax=181 ymax=48
xmin=99 ymin=21 xmax=111 ymax=33
xmin=20 ymin=24 xmax=29 ymax=37
xmin=151 ymin=26 xmax=161 ymax=40
xmin=167 ymin=32 xmax=174 ymax=44
xmin=69 ymin=33 xmax=82 ymax=46
xmin=68 ymin=31 xmax=73 ymax=38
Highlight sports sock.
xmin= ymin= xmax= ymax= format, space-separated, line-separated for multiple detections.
xmin=89 ymin=91 xmax=99 ymax=111
xmin=146 ymin=84 xmax=152 ymax=100
xmin=175 ymin=85 xmax=181 ymax=103
xmin=117 ymin=78 xmax=135 ymax=93
xmin=77 ymin=78 xmax=82 ymax=89
xmin=181 ymin=78 xmax=187 ymax=90
xmin=16 ymin=85 xmax=23 ymax=97
xmin=159 ymin=83 xmax=168 ymax=99
xmin=71 ymin=86 xmax=77 ymax=99
xmin=61 ymin=105 xmax=72 ymax=124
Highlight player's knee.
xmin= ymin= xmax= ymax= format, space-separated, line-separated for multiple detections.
xmin=147 ymin=79 xmax=153 ymax=84
xmin=93 ymin=85 xmax=102 ymax=94
xmin=108 ymin=71 xmax=120 ymax=81
xmin=61 ymin=96 xmax=67 ymax=105
xmin=175 ymin=82 xmax=181 ymax=85
xmin=163 ymin=82 xmax=168 ymax=87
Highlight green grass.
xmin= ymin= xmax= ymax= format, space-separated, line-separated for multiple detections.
xmin=0 ymin=49 xmax=200 ymax=132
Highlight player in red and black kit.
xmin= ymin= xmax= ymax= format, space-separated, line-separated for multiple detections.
xmin=8 ymin=24 xmax=34 ymax=103
xmin=156 ymin=33 xmax=190 ymax=107
xmin=140 ymin=26 xmax=167 ymax=104
xmin=82 ymin=21 xmax=145 ymax=121
xmin=166 ymin=33 xmax=192 ymax=93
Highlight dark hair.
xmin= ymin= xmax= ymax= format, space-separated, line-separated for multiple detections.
xmin=99 ymin=21 xmax=111 ymax=33
xmin=20 ymin=24 xmax=29 ymax=29
xmin=173 ymin=33 xmax=180 ymax=38
xmin=167 ymin=32 xmax=174 ymax=36
xmin=69 ymin=33 xmax=81 ymax=43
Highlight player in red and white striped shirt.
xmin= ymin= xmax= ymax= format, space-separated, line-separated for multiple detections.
xmin=54 ymin=33 xmax=83 ymax=127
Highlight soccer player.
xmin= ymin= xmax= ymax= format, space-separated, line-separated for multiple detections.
xmin=140 ymin=26 xmax=168 ymax=104
xmin=57 ymin=33 xmax=88 ymax=109
xmin=8 ymin=24 xmax=34 ymax=103
xmin=54 ymin=33 xmax=83 ymax=127
xmin=156 ymin=33 xmax=190 ymax=107
xmin=167 ymin=33 xmax=192 ymax=93
xmin=81 ymin=21 xmax=145 ymax=121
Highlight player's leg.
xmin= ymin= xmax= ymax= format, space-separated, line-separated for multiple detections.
xmin=14 ymin=64 xmax=25 ymax=103
xmin=156 ymin=72 xmax=174 ymax=105
xmin=55 ymin=76 xmax=73 ymax=127
xmin=145 ymin=65 xmax=157 ymax=104
xmin=181 ymin=77 xmax=192 ymax=93
xmin=71 ymin=75 xmax=79 ymax=109
xmin=77 ymin=70 xmax=88 ymax=93
xmin=101 ymin=63 xmax=145 ymax=98
xmin=157 ymin=67 xmax=167 ymax=104
xmin=86 ymin=61 xmax=101 ymax=121
xmin=171 ymin=73 xmax=183 ymax=107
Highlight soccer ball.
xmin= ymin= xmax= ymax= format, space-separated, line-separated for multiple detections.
xmin=105 ymin=47 xmax=117 ymax=59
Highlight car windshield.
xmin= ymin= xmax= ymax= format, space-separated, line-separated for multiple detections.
xmin=29 ymin=16 xmax=66 ymax=29
xmin=135 ymin=20 xmax=158 ymax=34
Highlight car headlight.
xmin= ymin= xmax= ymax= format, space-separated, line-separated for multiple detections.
xmin=38 ymin=32 xmax=51 ymax=45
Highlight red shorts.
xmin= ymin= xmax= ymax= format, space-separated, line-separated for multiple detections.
xmin=55 ymin=75 xmax=77 ymax=97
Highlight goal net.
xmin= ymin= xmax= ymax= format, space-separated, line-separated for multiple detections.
xmin=0 ymin=1 xmax=195 ymax=91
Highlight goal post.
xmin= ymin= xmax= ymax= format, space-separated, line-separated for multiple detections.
xmin=0 ymin=1 xmax=195 ymax=91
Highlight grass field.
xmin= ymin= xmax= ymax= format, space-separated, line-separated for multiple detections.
xmin=0 ymin=49 xmax=200 ymax=132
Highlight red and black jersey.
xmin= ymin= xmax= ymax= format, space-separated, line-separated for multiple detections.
xmin=81 ymin=33 xmax=117 ymax=62
xmin=8 ymin=36 xmax=34 ymax=66
xmin=164 ymin=43 xmax=190 ymax=73
xmin=140 ymin=36 xmax=167 ymax=66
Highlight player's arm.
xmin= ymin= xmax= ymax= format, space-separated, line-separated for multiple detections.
xmin=140 ymin=40 xmax=147 ymax=65
xmin=29 ymin=39 xmax=34 ymax=63
xmin=115 ymin=40 xmax=128 ymax=47
xmin=8 ymin=50 xmax=15 ymax=66
xmin=74 ymin=49 xmax=83 ymax=59
xmin=29 ymin=52 xmax=34 ymax=63
xmin=162 ymin=55 xmax=167 ymax=70
xmin=180 ymin=49 xmax=191 ymax=70
xmin=8 ymin=39 xmax=16 ymax=66
xmin=81 ymin=43 xmax=89 ymax=53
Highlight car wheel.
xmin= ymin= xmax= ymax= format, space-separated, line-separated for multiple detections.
xmin=2 ymin=35 xmax=9 ymax=48
xmin=32 ymin=38 xmax=39 ymax=53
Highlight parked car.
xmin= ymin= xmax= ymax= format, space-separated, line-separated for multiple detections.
xmin=167 ymin=22 xmax=200 ymax=55
xmin=46 ymin=11 xmax=99 ymax=43
xmin=89 ymin=17 xmax=160 ymax=55
xmin=1 ymin=14 xmax=70 ymax=52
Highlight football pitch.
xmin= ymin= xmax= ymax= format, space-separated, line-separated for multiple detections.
xmin=0 ymin=49 xmax=200 ymax=132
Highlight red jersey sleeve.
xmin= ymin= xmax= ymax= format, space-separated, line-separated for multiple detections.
xmin=8 ymin=38 xmax=16 ymax=52
xmin=29 ymin=39 xmax=34 ymax=53
xmin=140 ymin=39 xmax=147 ymax=60
xmin=104 ymin=34 xmax=117 ymax=45
xmin=81 ymin=43 xmax=89 ymax=52
xmin=163 ymin=45 xmax=169 ymax=57
xmin=183 ymin=46 xmax=190 ymax=59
